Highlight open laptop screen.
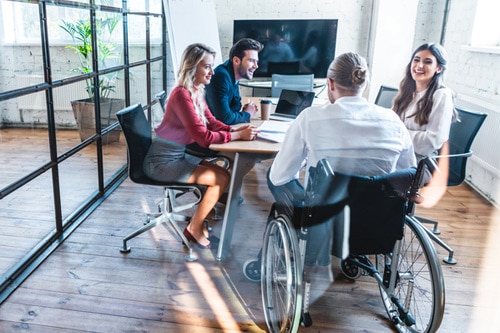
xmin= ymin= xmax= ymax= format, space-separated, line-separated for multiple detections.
xmin=272 ymin=89 xmax=315 ymax=119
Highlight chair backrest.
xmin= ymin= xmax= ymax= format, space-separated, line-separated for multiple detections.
xmin=268 ymin=61 xmax=300 ymax=75
xmin=446 ymin=107 xmax=487 ymax=186
xmin=374 ymin=85 xmax=398 ymax=109
xmin=306 ymin=159 xmax=416 ymax=256
xmin=155 ymin=91 xmax=167 ymax=111
xmin=271 ymin=74 xmax=314 ymax=98
xmin=116 ymin=103 xmax=155 ymax=185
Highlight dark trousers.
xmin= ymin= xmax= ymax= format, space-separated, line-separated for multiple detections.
xmin=266 ymin=170 xmax=333 ymax=266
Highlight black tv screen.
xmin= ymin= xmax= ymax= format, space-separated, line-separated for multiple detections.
xmin=233 ymin=19 xmax=338 ymax=78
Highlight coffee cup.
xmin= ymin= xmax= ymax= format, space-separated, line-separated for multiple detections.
xmin=260 ymin=99 xmax=272 ymax=120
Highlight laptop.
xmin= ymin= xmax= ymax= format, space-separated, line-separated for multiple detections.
xmin=268 ymin=89 xmax=315 ymax=122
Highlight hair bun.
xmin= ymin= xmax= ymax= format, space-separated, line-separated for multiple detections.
xmin=351 ymin=67 xmax=366 ymax=86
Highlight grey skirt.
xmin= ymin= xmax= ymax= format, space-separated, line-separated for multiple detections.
xmin=143 ymin=137 xmax=203 ymax=183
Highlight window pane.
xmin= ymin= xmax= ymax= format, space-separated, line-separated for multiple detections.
xmin=151 ymin=61 xmax=164 ymax=99
xmin=52 ymin=7 xmax=93 ymax=82
xmin=0 ymin=123 xmax=50 ymax=189
xmin=96 ymin=12 xmax=124 ymax=69
xmin=58 ymin=145 xmax=99 ymax=222
xmin=129 ymin=14 xmax=147 ymax=62
xmin=0 ymin=4 xmax=43 ymax=93
xmin=102 ymin=136 xmax=128 ymax=187
xmin=1 ymin=1 xmax=41 ymax=43
xmin=0 ymin=171 xmax=57 ymax=275
xmin=130 ymin=64 xmax=148 ymax=106
xmin=151 ymin=15 xmax=163 ymax=57
xmin=471 ymin=0 xmax=500 ymax=46
xmin=96 ymin=0 xmax=122 ymax=8
xmin=129 ymin=0 xmax=162 ymax=13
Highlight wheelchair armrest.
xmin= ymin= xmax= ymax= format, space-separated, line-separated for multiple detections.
xmin=433 ymin=150 xmax=473 ymax=159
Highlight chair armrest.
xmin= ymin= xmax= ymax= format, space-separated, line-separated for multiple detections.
xmin=434 ymin=150 xmax=473 ymax=159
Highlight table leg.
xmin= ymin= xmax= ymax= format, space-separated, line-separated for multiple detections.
xmin=216 ymin=152 xmax=272 ymax=261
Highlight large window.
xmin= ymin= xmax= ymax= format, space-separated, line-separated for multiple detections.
xmin=471 ymin=0 xmax=500 ymax=48
xmin=0 ymin=0 xmax=166 ymax=302
xmin=1 ymin=1 xmax=163 ymax=44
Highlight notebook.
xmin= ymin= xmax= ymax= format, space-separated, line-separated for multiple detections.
xmin=257 ymin=120 xmax=291 ymax=143
xmin=268 ymin=89 xmax=315 ymax=122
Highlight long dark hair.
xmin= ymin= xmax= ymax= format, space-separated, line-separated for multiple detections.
xmin=393 ymin=43 xmax=448 ymax=126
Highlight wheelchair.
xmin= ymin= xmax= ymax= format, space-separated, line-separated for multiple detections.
xmin=243 ymin=158 xmax=445 ymax=333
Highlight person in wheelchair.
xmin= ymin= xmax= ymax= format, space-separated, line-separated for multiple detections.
xmin=267 ymin=52 xmax=417 ymax=270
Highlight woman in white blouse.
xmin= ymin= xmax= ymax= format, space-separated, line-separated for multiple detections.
xmin=393 ymin=43 xmax=455 ymax=163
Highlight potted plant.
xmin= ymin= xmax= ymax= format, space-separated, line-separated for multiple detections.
xmin=60 ymin=16 xmax=124 ymax=143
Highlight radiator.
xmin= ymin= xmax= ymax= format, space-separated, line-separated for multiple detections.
xmin=15 ymin=75 xmax=125 ymax=128
xmin=16 ymin=75 xmax=125 ymax=110
xmin=455 ymin=95 xmax=500 ymax=205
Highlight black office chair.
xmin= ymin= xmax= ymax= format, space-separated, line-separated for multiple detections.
xmin=155 ymin=90 xmax=168 ymax=111
xmin=374 ymin=85 xmax=398 ymax=109
xmin=116 ymin=103 xmax=204 ymax=262
xmin=415 ymin=107 xmax=487 ymax=264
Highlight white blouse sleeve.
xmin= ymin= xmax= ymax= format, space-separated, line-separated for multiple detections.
xmin=408 ymin=88 xmax=454 ymax=156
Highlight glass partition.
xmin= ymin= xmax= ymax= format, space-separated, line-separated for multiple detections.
xmin=0 ymin=0 xmax=166 ymax=302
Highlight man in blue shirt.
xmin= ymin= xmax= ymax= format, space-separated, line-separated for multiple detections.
xmin=206 ymin=38 xmax=263 ymax=125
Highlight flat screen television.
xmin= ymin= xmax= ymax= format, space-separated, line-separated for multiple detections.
xmin=233 ymin=19 xmax=338 ymax=78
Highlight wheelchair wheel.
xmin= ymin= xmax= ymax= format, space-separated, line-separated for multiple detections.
xmin=340 ymin=258 xmax=362 ymax=280
xmin=376 ymin=216 xmax=445 ymax=333
xmin=243 ymin=258 xmax=261 ymax=282
xmin=261 ymin=215 xmax=303 ymax=333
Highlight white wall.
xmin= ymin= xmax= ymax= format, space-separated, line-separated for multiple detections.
xmin=367 ymin=0 xmax=419 ymax=101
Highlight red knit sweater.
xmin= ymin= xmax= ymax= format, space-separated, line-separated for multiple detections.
xmin=155 ymin=86 xmax=232 ymax=148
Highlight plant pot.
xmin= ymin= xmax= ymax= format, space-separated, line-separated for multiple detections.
xmin=71 ymin=98 xmax=124 ymax=143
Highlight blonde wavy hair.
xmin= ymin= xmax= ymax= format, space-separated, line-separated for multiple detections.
xmin=177 ymin=43 xmax=216 ymax=125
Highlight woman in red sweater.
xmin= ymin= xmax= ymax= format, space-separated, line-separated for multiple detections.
xmin=144 ymin=43 xmax=258 ymax=249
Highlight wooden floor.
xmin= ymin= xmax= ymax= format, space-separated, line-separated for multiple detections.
xmin=0 ymin=150 xmax=499 ymax=332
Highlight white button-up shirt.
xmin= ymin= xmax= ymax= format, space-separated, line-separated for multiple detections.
xmin=269 ymin=96 xmax=416 ymax=186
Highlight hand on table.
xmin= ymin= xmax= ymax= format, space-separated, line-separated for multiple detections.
xmin=230 ymin=124 xmax=260 ymax=141
xmin=243 ymin=101 xmax=258 ymax=118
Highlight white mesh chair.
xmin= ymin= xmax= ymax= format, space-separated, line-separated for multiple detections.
xmin=271 ymin=74 xmax=314 ymax=98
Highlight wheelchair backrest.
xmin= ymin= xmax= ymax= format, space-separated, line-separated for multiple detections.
xmin=306 ymin=159 xmax=416 ymax=255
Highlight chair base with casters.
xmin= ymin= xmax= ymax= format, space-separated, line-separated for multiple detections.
xmin=414 ymin=213 xmax=457 ymax=265
xmin=246 ymin=158 xmax=445 ymax=333
xmin=119 ymin=185 xmax=203 ymax=262
xmin=116 ymin=103 xmax=207 ymax=262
